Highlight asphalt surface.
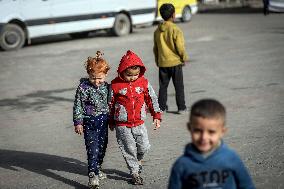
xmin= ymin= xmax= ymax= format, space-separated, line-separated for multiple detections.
xmin=0 ymin=9 xmax=283 ymax=189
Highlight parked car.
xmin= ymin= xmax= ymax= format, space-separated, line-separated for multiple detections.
xmin=269 ymin=0 xmax=284 ymax=12
xmin=0 ymin=0 xmax=156 ymax=51
xmin=156 ymin=0 xmax=198 ymax=22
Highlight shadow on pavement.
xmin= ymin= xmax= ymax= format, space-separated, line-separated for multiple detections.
xmin=22 ymin=29 xmax=143 ymax=50
xmin=0 ymin=149 xmax=88 ymax=189
xmin=165 ymin=111 xmax=180 ymax=114
xmin=30 ymin=30 xmax=114 ymax=47
xmin=0 ymin=88 xmax=75 ymax=112
xmin=0 ymin=149 xmax=133 ymax=187
xmin=268 ymin=27 xmax=284 ymax=34
xmin=103 ymin=169 xmax=132 ymax=183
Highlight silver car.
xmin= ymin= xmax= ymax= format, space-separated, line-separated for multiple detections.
xmin=269 ymin=0 xmax=284 ymax=12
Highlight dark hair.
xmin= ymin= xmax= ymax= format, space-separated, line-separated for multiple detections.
xmin=125 ymin=66 xmax=141 ymax=75
xmin=190 ymin=99 xmax=226 ymax=122
xmin=159 ymin=3 xmax=175 ymax=21
xmin=127 ymin=66 xmax=140 ymax=71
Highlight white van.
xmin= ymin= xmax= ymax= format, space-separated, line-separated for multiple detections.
xmin=0 ymin=0 xmax=156 ymax=51
xmin=269 ymin=0 xmax=284 ymax=12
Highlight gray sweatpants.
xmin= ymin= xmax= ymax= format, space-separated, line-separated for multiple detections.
xmin=115 ymin=124 xmax=150 ymax=175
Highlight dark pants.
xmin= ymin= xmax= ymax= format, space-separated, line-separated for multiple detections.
xmin=158 ymin=64 xmax=186 ymax=111
xmin=263 ymin=0 xmax=269 ymax=15
xmin=83 ymin=114 xmax=108 ymax=175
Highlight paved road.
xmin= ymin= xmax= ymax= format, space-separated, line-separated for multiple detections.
xmin=0 ymin=11 xmax=283 ymax=189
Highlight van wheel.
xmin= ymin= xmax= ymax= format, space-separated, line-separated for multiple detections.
xmin=69 ymin=32 xmax=89 ymax=39
xmin=112 ymin=13 xmax=131 ymax=36
xmin=0 ymin=24 xmax=25 ymax=51
xmin=181 ymin=6 xmax=192 ymax=22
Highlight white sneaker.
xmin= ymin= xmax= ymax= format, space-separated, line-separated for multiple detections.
xmin=178 ymin=108 xmax=189 ymax=115
xmin=132 ymin=173 xmax=143 ymax=185
xmin=98 ymin=170 xmax=107 ymax=180
xmin=88 ymin=172 xmax=99 ymax=189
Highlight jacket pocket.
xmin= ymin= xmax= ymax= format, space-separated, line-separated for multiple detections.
xmin=140 ymin=103 xmax=147 ymax=120
xmin=114 ymin=103 xmax=128 ymax=122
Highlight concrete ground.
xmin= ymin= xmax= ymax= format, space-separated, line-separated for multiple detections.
xmin=0 ymin=7 xmax=283 ymax=189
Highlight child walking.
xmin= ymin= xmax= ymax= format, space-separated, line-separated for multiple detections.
xmin=109 ymin=50 xmax=162 ymax=185
xmin=168 ymin=99 xmax=255 ymax=189
xmin=153 ymin=3 xmax=189 ymax=113
xmin=73 ymin=51 xmax=110 ymax=189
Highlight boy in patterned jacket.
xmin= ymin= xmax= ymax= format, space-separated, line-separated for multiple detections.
xmin=109 ymin=50 xmax=162 ymax=185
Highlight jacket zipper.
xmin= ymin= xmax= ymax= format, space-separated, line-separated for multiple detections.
xmin=130 ymin=82 xmax=135 ymax=127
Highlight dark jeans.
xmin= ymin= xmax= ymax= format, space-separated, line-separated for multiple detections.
xmin=83 ymin=114 xmax=108 ymax=175
xmin=263 ymin=0 xmax=269 ymax=15
xmin=158 ymin=64 xmax=186 ymax=111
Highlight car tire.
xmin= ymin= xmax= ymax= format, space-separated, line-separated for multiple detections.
xmin=0 ymin=24 xmax=26 ymax=51
xmin=181 ymin=6 xmax=192 ymax=22
xmin=69 ymin=32 xmax=89 ymax=39
xmin=112 ymin=13 xmax=131 ymax=36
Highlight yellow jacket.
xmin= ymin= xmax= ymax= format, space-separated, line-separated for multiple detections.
xmin=153 ymin=21 xmax=189 ymax=67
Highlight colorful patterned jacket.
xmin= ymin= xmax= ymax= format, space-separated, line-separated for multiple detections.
xmin=110 ymin=50 xmax=161 ymax=127
xmin=73 ymin=79 xmax=109 ymax=126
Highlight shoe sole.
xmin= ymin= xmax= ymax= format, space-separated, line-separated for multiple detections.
xmin=132 ymin=176 xmax=143 ymax=185
xmin=99 ymin=176 xmax=107 ymax=180
xmin=133 ymin=181 xmax=143 ymax=185
xmin=89 ymin=185 xmax=99 ymax=189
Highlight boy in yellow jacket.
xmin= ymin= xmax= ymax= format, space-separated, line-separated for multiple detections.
xmin=153 ymin=3 xmax=189 ymax=114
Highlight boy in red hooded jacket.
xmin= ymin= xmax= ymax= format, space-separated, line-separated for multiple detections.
xmin=109 ymin=50 xmax=162 ymax=185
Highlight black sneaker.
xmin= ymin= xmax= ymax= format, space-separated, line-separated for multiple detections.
xmin=132 ymin=173 xmax=143 ymax=185
xmin=161 ymin=105 xmax=169 ymax=112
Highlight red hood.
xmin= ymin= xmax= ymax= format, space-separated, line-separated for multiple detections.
xmin=117 ymin=50 xmax=146 ymax=78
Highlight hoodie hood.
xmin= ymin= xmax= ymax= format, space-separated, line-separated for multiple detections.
xmin=184 ymin=141 xmax=225 ymax=163
xmin=117 ymin=50 xmax=146 ymax=78
xmin=158 ymin=21 xmax=172 ymax=32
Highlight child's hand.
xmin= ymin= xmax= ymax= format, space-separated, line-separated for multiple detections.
xmin=182 ymin=61 xmax=189 ymax=66
xmin=74 ymin=125 xmax=84 ymax=135
xmin=153 ymin=119 xmax=161 ymax=130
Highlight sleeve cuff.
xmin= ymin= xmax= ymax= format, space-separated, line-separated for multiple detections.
xmin=74 ymin=120 xmax=83 ymax=126
xmin=153 ymin=113 xmax=162 ymax=121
